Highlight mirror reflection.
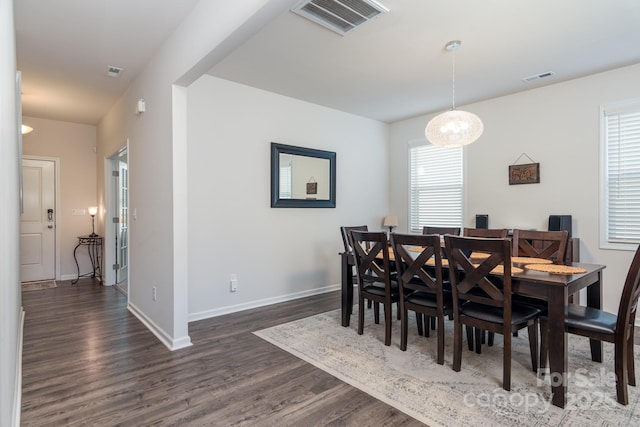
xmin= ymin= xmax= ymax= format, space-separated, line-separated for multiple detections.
xmin=279 ymin=153 xmax=331 ymax=200
xmin=271 ymin=142 xmax=336 ymax=208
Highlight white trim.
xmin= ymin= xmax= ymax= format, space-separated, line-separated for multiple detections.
xmin=21 ymin=155 xmax=61 ymax=280
xmin=13 ymin=308 xmax=25 ymax=427
xmin=188 ymin=284 xmax=340 ymax=323
xmin=127 ymin=302 xmax=193 ymax=351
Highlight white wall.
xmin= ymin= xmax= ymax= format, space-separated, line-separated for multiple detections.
xmin=96 ymin=0 xmax=295 ymax=349
xmin=21 ymin=117 xmax=97 ymax=280
xmin=0 ymin=0 xmax=22 ymax=425
xmin=389 ymin=63 xmax=640 ymax=313
xmin=186 ymin=75 xmax=388 ymax=319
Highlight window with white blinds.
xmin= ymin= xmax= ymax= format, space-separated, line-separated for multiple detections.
xmin=601 ymin=100 xmax=640 ymax=248
xmin=279 ymin=163 xmax=292 ymax=199
xmin=409 ymin=141 xmax=463 ymax=233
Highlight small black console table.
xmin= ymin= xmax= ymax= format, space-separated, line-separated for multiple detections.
xmin=72 ymin=235 xmax=103 ymax=285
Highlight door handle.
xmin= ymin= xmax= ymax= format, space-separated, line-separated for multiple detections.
xmin=47 ymin=208 xmax=54 ymax=221
xmin=48 ymin=225 xmax=54 ymax=229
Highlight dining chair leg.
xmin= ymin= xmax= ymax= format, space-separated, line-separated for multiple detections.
xmin=397 ymin=303 xmax=401 ymax=320
xmin=503 ymin=330 xmax=512 ymax=391
xmin=465 ymin=325 xmax=474 ymax=351
xmin=424 ymin=317 xmax=431 ymax=337
xmin=416 ymin=313 xmax=424 ymax=336
xmin=400 ymin=308 xmax=409 ymax=351
xmin=374 ymin=302 xmax=380 ymax=324
xmin=527 ymin=322 xmax=539 ymax=372
xmin=628 ymin=331 xmax=636 ymax=386
xmin=453 ymin=321 xmax=463 ymax=372
xmin=474 ymin=327 xmax=483 ymax=354
xmin=488 ymin=332 xmax=495 ymax=346
xmin=437 ymin=315 xmax=445 ymax=365
xmin=614 ymin=342 xmax=629 ymax=405
xmin=431 ymin=316 xmax=436 ymax=330
xmin=358 ymin=295 xmax=365 ymax=336
xmin=384 ymin=302 xmax=392 ymax=346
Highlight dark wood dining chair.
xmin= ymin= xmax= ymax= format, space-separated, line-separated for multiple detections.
xmin=340 ymin=225 xmax=374 ymax=311
xmin=539 ymin=244 xmax=640 ymax=405
xmin=340 ymin=225 xmax=368 ymax=255
xmin=423 ymin=226 xmax=461 ymax=236
xmin=511 ymin=229 xmax=569 ymax=264
xmin=463 ymin=227 xmax=508 ymax=238
xmin=444 ymin=235 xmax=541 ymax=391
xmin=391 ymin=233 xmax=452 ymax=364
xmin=350 ymin=230 xmax=400 ymax=346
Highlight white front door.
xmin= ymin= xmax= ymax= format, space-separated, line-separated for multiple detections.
xmin=20 ymin=158 xmax=56 ymax=282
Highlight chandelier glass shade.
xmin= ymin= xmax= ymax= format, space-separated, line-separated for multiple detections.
xmin=425 ymin=40 xmax=483 ymax=148
xmin=425 ymin=109 xmax=484 ymax=148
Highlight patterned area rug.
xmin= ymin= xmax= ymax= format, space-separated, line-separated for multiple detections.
xmin=254 ymin=308 xmax=640 ymax=427
xmin=22 ymin=280 xmax=57 ymax=291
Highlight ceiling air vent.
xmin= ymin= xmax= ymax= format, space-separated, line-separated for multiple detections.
xmin=522 ymin=71 xmax=555 ymax=83
xmin=291 ymin=0 xmax=389 ymax=36
xmin=107 ymin=65 xmax=124 ymax=78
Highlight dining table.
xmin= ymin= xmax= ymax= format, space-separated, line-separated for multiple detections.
xmin=339 ymin=250 xmax=605 ymax=409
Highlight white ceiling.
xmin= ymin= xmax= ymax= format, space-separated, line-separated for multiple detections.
xmin=16 ymin=0 xmax=640 ymax=126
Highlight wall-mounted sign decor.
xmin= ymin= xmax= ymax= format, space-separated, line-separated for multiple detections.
xmin=509 ymin=153 xmax=540 ymax=185
xmin=306 ymin=177 xmax=317 ymax=194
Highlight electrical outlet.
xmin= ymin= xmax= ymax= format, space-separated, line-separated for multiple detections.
xmin=152 ymin=286 xmax=157 ymax=301
xmin=230 ymin=274 xmax=238 ymax=292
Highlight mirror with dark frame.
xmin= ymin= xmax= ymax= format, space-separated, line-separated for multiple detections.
xmin=271 ymin=142 xmax=336 ymax=208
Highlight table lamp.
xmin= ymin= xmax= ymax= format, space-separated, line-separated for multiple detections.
xmin=383 ymin=215 xmax=398 ymax=234
xmin=88 ymin=206 xmax=98 ymax=237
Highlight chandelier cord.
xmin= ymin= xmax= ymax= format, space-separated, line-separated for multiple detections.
xmin=451 ymin=50 xmax=456 ymax=110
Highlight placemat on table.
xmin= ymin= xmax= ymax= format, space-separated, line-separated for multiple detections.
xmin=524 ymin=264 xmax=587 ymax=275
xmin=511 ymin=256 xmax=553 ymax=264
xmin=469 ymin=252 xmax=490 ymax=260
xmin=426 ymin=258 xmax=449 ymax=266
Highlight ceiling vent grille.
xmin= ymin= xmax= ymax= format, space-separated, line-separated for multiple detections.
xmin=522 ymin=71 xmax=555 ymax=83
xmin=291 ymin=0 xmax=389 ymax=35
xmin=107 ymin=66 xmax=124 ymax=78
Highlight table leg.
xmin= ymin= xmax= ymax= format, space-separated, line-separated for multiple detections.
xmin=341 ymin=252 xmax=353 ymax=327
xmin=587 ymin=271 xmax=603 ymax=362
xmin=548 ymin=285 xmax=568 ymax=408
xmin=71 ymin=242 xmax=82 ymax=285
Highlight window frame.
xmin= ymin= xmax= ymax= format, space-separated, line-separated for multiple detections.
xmin=407 ymin=139 xmax=464 ymax=234
xmin=599 ymin=98 xmax=640 ymax=250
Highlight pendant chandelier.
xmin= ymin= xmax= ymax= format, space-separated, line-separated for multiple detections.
xmin=425 ymin=40 xmax=483 ymax=148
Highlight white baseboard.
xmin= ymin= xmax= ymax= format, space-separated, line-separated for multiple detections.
xmin=58 ymin=273 xmax=76 ymax=281
xmin=127 ymin=302 xmax=192 ymax=351
xmin=13 ymin=308 xmax=25 ymax=427
xmin=188 ymin=284 xmax=340 ymax=323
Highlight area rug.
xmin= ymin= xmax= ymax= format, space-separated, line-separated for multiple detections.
xmin=254 ymin=308 xmax=640 ymax=427
xmin=22 ymin=280 xmax=57 ymax=291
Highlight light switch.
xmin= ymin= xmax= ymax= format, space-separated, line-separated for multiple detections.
xmin=72 ymin=209 xmax=86 ymax=216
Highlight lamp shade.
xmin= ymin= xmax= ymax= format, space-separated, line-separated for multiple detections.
xmin=21 ymin=124 xmax=33 ymax=134
xmin=425 ymin=109 xmax=484 ymax=148
xmin=383 ymin=215 xmax=398 ymax=228
xmin=88 ymin=206 xmax=98 ymax=216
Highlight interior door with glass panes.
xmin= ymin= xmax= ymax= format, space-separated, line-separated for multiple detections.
xmin=115 ymin=150 xmax=128 ymax=284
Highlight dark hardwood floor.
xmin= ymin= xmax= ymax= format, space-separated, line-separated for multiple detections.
xmin=21 ymin=279 xmax=423 ymax=426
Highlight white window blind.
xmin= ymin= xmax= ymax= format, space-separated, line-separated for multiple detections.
xmin=409 ymin=142 xmax=463 ymax=233
xmin=603 ymin=101 xmax=640 ymax=246
xmin=279 ymin=162 xmax=292 ymax=199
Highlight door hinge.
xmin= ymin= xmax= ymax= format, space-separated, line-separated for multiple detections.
xmin=112 ymin=170 xmax=119 ymax=177
xmin=113 ymin=263 xmax=120 ymax=270
xmin=112 ymin=217 xmax=119 ymax=223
